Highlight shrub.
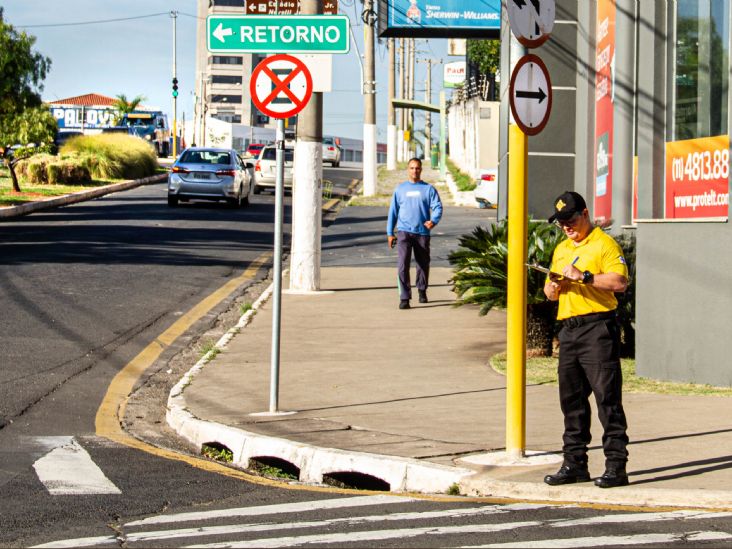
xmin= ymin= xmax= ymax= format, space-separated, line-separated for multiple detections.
xmin=449 ymin=219 xmax=565 ymax=355
xmin=17 ymin=153 xmax=56 ymax=184
xmin=449 ymin=220 xmax=637 ymax=357
xmin=60 ymin=133 xmax=157 ymax=180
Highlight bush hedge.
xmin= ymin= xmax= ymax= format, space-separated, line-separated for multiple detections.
xmin=14 ymin=133 xmax=158 ymax=185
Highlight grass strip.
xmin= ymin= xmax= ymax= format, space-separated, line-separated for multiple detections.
xmin=490 ymin=352 xmax=732 ymax=397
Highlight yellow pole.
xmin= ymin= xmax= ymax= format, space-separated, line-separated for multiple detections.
xmin=506 ymin=123 xmax=528 ymax=458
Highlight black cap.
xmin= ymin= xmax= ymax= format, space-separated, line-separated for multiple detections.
xmin=548 ymin=191 xmax=587 ymax=223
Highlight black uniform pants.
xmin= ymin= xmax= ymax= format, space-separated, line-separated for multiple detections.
xmin=557 ymin=313 xmax=629 ymax=469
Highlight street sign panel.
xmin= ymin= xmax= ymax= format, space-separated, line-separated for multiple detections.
xmin=507 ymin=0 xmax=555 ymax=48
xmin=245 ymin=0 xmax=338 ymax=15
xmin=250 ymin=54 xmax=313 ymax=119
xmin=207 ymin=15 xmax=350 ymax=54
xmin=509 ymin=54 xmax=552 ymax=136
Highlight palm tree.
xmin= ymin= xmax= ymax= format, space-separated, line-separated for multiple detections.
xmin=449 ymin=219 xmax=565 ymax=356
xmin=111 ymin=94 xmax=146 ymax=124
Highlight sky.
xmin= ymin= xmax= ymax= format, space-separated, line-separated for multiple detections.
xmin=3 ymin=0 xmax=457 ymax=141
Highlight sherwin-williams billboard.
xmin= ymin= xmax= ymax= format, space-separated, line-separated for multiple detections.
xmin=378 ymin=0 xmax=501 ymax=38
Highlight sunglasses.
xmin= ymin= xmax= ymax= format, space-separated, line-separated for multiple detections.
xmin=554 ymin=212 xmax=582 ymax=228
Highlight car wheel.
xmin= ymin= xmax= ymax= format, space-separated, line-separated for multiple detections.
xmin=253 ymin=184 xmax=261 ymax=195
xmin=167 ymin=195 xmax=179 ymax=207
xmin=226 ymin=194 xmax=241 ymax=208
xmin=334 ymin=161 xmax=340 ymax=168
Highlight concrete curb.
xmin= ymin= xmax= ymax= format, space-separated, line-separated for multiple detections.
xmin=443 ymin=172 xmax=478 ymax=208
xmin=165 ymin=280 xmax=474 ymax=495
xmin=459 ymin=477 xmax=732 ymax=510
xmin=0 ymin=173 xmax=167 ymax=220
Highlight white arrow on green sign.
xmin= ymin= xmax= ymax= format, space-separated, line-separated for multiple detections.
xmin=207 ymin=15 xmax=350 ymax=54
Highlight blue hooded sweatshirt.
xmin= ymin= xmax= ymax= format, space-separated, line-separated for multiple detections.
xmin=386 ymin=180 xmax=443 ymax=237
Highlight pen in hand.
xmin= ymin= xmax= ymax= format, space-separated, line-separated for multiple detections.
xmin=571 ymin=256 xmax=580 ymax=267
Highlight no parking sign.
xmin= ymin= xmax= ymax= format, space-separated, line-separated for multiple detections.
xmin=250 ymin=54 xmax=313 ymax=119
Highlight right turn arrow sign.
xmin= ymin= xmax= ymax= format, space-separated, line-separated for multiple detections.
xmin=509 ymin=54 xmax=553 ymax=136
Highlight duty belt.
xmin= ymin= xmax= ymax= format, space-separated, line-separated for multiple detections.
xmin=563 ymin=310 xmax=616 ymax=329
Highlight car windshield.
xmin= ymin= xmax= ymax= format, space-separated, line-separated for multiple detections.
xmin=180 ymin=150 xmax=231 ymax=164
xmin=323 ymin=137 xmax=335 ymax=145
xmin=261 ymin=148 xmax=294 ymax=161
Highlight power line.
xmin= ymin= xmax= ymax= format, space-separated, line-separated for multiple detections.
xmin=16 ymin=12 xmax=171 ymax=28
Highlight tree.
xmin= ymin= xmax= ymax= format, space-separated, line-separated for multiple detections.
xmin=111 ymin=93 xmax=146 ymax=124
xmin=0 ymin=7 xmax=53 ymax=191
xmin=467 ymin=40 xmax=500 ymax=101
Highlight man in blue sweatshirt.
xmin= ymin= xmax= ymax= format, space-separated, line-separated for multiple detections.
xmin=387 ymin=158 xmax=443 ymax=309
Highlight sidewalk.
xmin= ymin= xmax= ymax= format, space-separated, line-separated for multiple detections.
xmin=168 ymin=263 xmax=732 ymax=510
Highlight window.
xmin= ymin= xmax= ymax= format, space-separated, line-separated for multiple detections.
xmin=261 ymin=147 xmax=294 ymax=161
xmin=212 ymin=113 xmax=242 ymax=123
xmin=673 ymin=0 xmax=729 ymax=140
xmin=210 ymin=94 xmax=242 ymax=104
xmin=210 ymin=55 xmax=243 ymax=65
xmin=211 ymin=75 xmax=243 ymax=85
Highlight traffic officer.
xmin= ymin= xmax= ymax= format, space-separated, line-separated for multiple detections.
xmin=542 ymin=191 xmax=630 ymax=489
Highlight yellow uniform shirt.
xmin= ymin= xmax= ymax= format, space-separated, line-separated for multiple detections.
xmin=550 ymin=227 xmax=628 ymax=320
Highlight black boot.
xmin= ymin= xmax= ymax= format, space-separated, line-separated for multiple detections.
xmin=399 ymin=299 xmax=411 ymax=310
xmin=418 ymin=290 xmax=428 ymax=303
xmin=594 ymin=467 xmax=629 ymax=488
xmin=544 ymin=464 xmax=591 ymax=486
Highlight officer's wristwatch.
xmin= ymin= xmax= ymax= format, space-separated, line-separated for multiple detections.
xmin=582 ymin=270 xmax=594 ymax=285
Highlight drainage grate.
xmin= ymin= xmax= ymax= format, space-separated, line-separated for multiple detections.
xmin=248 ymin=456 xmax=300 ymax=480
xmin=322 ymin=471 xmax=390 ymax=491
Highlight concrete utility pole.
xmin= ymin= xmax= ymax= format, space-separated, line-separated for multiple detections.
xmin=398 ymin=38 xmax=406 ymax=163
xmin=290 ymin=0 xmax=323 ymax=292
xmin=362 ymin=0 xmax=377 ymax=196
xmin=408 ymin=38 xmax=415 ymax=158
xmin=386 ymin=38 xmax=397 ymax=170
xmin=424 ymin=58 xmax=432 ymax=165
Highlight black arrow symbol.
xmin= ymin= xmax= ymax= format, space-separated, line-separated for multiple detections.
xmin=516 ymin=87 xmax=547 ymax=103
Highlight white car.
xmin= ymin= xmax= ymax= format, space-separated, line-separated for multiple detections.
xmin=322 ymin=136 xmax=342 ymax=167
xmin=474 ymin=168 xmax=498 ymax=209
xmin=167 ymin=147 xmax=252 ymax=207
xmin=252 ymin=145 xmax=294 ymax=194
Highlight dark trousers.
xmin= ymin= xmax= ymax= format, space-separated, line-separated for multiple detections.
xmin=557 ymin=315 xmax=629 ymax=469
xmin=396 ymin=231 xmax=430 ymax=301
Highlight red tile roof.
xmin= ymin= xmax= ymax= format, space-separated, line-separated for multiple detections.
xmin=49 ymin=93 xmax=118 ymax=107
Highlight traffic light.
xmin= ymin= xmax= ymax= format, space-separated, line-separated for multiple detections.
xmin=172 ymin=77 xmax=179 ymax=98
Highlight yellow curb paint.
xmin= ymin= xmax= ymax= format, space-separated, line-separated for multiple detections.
xmin=95 ymin=252 xmax=276 ymax=470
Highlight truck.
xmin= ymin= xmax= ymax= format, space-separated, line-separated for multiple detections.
xmin=115 ymin=111 xmax=170 ymax=157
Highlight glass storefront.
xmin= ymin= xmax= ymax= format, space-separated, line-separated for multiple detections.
xmin=672 ymin=0 xmax=729 ymax=141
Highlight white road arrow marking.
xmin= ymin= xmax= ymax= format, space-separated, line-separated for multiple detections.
xmin=213 ymin=23 xmax=233 ymax=43
xmin=33 ymin=437 xmax=121 ymax=495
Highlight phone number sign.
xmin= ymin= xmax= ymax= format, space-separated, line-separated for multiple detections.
xmin=665 ymin=134 xmax=729 ymax=219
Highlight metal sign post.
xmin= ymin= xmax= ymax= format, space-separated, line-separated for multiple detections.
xmin=270 ymin=119 xmax=286 ymax=413
xmin=249 ymin=54 xmax=313 ymax=413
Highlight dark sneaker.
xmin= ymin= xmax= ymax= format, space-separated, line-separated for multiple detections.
xmin=399 ymin=299 xmax=411 ymax=310
xmin=594 ymin=469 xmax=629 ymax=488
xmin=418 ymin=290 xmax=428 ymax=303
xmin=544 ymin=465 xmax=591 ymax=486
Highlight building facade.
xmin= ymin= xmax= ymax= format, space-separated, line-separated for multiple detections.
xmin=498 ymin=0 xmax=731 ymax=387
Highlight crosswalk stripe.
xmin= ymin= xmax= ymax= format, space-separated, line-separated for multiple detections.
xmin=184 ymin=521 xmax=545 ymax=548
xmin=32 ymin=438 xmax=121 ymax=495
xmin=552 ymin=509 xmax=732 ymax=527
xmin=471 ymin=531 xmax=732 ymax=548
xmin=33 ymin=536 xmax=117 ymax=548
xmin=120 ymin=503 xmax=552 ymax=544
xmin=125 ymin=494 xmax=415 ymax=527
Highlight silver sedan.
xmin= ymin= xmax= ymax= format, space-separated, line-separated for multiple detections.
xmin=167 ymin=147 xmax=253 ymax=207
